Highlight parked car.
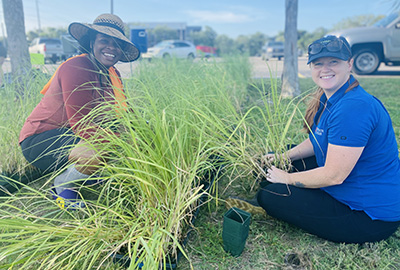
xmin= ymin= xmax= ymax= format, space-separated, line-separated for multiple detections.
xmin=329 ymin=12 xmax=400 ymax=75
xmin=262 ymin=41 xmax=284 ymax=60
xmin=142 ymin=40 xmax=196 ymax=60
xmin=29 ymin=37 xmax=64 ymax=64
xmin=60 ymin=34 xmax=79 ymax=59
xmin=196 ymin=45 xmax=217 ymax=58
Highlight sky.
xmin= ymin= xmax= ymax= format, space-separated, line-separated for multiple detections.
xmin=1 ymin=0 xmax=398 ymax=39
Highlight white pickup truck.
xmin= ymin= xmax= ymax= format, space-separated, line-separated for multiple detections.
xmin=329 ymin=12 xmax=400 ymax=75
xmin=29 ymin=37 xmax=64 ymax=64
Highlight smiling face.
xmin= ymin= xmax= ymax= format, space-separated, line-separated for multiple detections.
xmin=91 ymin=33 xmax=124 ymax=68
xmin=310 ymin=57 xmax=353 ymax=97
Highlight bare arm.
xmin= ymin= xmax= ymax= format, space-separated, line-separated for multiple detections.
xmin=267 ymin=144 xmax=364 ymax=188
xmin=265 ymin=138 xmax=315 ymax=163
xmin=285 ymin=138 xmax=315 ymax=161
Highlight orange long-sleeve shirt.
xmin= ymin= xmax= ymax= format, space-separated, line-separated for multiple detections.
xmin=19 ymin=55 xmax=121 ymax=143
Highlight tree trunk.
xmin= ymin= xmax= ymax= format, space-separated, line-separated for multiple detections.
xmin=281 ymin=0 xmax=299 ymax=98
xmin=2 ymin=0 xmax=31 ymax=96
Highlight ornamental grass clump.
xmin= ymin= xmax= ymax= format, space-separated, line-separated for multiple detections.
xmin=0 ymin=69 xmax=50 ymax=175
xmin=0 ymin=56 xmax=256 ymax=269
xmin=0 ymin=57 xmax=310 ymax=269
xmin=233 ymin=77 xmax=310 ymax=185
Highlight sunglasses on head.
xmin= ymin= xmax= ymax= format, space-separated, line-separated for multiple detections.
xmin=308 ymin=38 xmax=350 ymax=55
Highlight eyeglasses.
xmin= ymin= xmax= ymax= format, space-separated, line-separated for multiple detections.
xmin=308 ymin=38 xmax=350 ymax=55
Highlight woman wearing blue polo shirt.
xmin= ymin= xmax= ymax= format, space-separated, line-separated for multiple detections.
xmin=231 ymin=35 xmax=400 ymax=243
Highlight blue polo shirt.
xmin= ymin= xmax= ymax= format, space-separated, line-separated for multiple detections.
xmin=309 ymin=75 xmax=400 ymax=221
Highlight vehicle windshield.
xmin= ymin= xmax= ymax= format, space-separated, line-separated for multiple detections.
xmin=154 ymin=41 xmax=173 ymax=48
xmin=373 ymin=13 xmax=398 ymax=27
xmin=40 ymin=39 xmax=61 ymax=45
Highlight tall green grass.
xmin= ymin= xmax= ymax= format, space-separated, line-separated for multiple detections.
xmin=0 ymin=69 xmax=50 ymax=175
xmin=0 ymin=56 xmax=309 ymax=269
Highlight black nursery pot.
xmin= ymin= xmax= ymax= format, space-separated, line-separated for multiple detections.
xmin=0 ymin=168 xmax=43 ymax=196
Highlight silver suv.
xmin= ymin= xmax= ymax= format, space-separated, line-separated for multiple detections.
xmin=261 ymin=41 xmax=284 ymax=61
xmin=29 ymin=37 xmax=64 ymax=64
xmin=329 ymin=12 xmax=400 ymax=75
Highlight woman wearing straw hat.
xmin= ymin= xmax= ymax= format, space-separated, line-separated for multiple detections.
xmin=19 ymin=14 xmax=140 ymax=209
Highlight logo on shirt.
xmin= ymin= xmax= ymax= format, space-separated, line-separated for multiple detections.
xmin=315 ymin=127 xmax=324 ymax=136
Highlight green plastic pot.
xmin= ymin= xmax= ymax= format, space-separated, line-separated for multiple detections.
xmin=222 ymin=207 xmax=251 ymax=256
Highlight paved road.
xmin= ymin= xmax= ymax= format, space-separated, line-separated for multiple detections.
xmin=117 ymin=56 xmax=400 ymax=79
xmin=4 ymin=56 xmax=400 ymax=79
xmin=249 ymin=56 xmax=400 ymax=79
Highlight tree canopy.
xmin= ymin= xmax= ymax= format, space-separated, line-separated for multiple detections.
xmin=27 ymin=27 xmax=68 ymax=43
xmin=23 ymin=14 xmax=385 ymax=57
xmin=331 ymin=15 xmax=385 ymax=31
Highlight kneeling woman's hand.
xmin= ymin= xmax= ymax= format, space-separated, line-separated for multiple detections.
xmin=266 ymin=165 xmax=290 ymax=185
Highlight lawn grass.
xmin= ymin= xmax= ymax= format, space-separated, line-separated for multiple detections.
xmin=178 ymin=76 xmax=400 ymax=270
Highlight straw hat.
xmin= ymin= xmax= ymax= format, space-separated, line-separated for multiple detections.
xmin=68 ymin=14 xmax=140 ymax=62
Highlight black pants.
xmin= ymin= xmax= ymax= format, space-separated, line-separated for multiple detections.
xmin=20 ymin=128 xmax=80 ymax=173
xmin=257 ymin=156 xmax=400 ymax=244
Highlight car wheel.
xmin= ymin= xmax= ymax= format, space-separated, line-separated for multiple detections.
xmin=162 ymin=53 xmax=170 ymax=59
xmin=50 ymin=56 xmax=58 ymax=64
xmin=187 ymin=53 xmax=195 ymax=60
xmin=353 ymin=49 xmax=380 ymax=75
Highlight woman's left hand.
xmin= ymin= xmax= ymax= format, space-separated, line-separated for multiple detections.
xmin=266 ymin=165 xmax=290 ymax=184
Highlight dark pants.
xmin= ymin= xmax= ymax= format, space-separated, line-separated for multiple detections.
xmin=20 ymin=128 xmax=80 ymax=173
xmin=257 ymin=156 xmax=400 ymax=244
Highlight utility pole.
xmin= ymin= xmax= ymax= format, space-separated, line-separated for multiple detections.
xmin=35 ymin=0 xmax=41 ymax=32
xmin=1 ymin=23 xmax=5 ymax=41
xmin=110 ymin=0 xmax=114 ymax=14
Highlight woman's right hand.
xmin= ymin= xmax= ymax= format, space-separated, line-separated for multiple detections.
xmin=262 ymin=153 xmax=276 ymax=165
xmin=261 ymin=152 xmax=292 ymax=169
